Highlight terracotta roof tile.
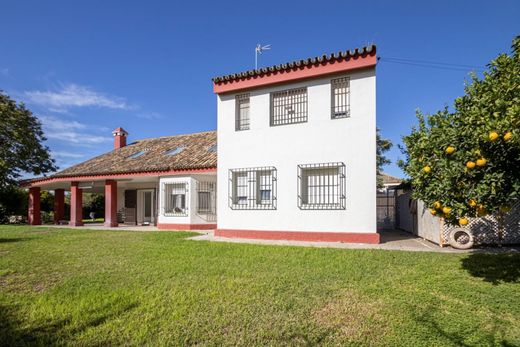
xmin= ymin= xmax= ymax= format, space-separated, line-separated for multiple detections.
xmin=212 ymin=44 xmax=376 ymax=84
xmin=52 ymin=131 xmax=216 ymax=178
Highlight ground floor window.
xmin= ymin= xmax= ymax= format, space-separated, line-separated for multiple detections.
xmin=163 ymin=182 xmax=188 ymax=216
xmin=196 ymin=181 xmax=217 ymax=222
xmin=298 ymin=162 xmax=346 ymax=210
xmin=229 ymin=167 xmax=277 ymax=210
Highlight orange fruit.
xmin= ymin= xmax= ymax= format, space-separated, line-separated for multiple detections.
xmin=442 ymin=206 xmax=452 ymax=215
xmin=468 ymin=199 xmax=477 ymax=207
xmin=503 ymin=132 xmax=513 ymax=141
xmin=459 ymin=218 xmax=469 ymax=226
xmin=476 ymin=158 xmax=487 ymax=167
xmin=477 ymin=205 xmax=487 ymax=217
xmin=445 ymin=146 xmax=456 ymax=155
xmin=423 ymin=166 xmax=431 ymax=173
xmin=429 ymin=209 xmax=437 ymax=215
xmin=500 ymin=205 xmax=512 ymax=213
xmin=433 ymin=201 xmax=441 ymax=209
xmin=489 ymin=131 xmax=499 ymax=141
xmin=466 ymin=161 xmax=476 ymax=169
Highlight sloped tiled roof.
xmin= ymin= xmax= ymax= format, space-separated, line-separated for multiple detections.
xmin=212 ymin=44 xmax=376 ymax=84
xmin=379 ymin=172 xmax=402 ymax=186
xmin=52 ymin=131 xmax=217 ymax=178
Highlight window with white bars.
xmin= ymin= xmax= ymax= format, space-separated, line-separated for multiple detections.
xmin=331 ymin=77 xmax=350 ymax=119
xmin=298 ymin=163 xmax=346 ymax=210
xmin=196 ymin=181 xmax=216 ymax=222
xmin=235 ymin=94 xmax=250 ymax=131
xmin=163 ymin=182 xmax=188 ymax=216
xmin=270 ymin=88 xmax=308 ymax=126
xmin=229 ymin=167 xmax=277 ymax=210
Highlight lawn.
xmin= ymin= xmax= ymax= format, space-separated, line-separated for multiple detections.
xmin=0 ymin=226 xmax=519 ymax=346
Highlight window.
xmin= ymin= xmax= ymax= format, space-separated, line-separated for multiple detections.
xmin=127 ymin=150 xmax=147 ymax=159
xmin=164 ymin=147 xmax=185 ymax=156
xmin=196 ymin=181 xmax=216 ymax=221
xmin=331 ymin=77 xmax=350 ymax=119
xmin=163 ymin=182 xmax=188 ymax=216
xmin=235 ymin=93 xmax=250 ymax=131
xmin=270 ymin=87 xmax=307 ymax=126
xmin=207 ymin=144 xmax=217 ymax=153
xmin=229 ymin=167 xmax=276 ymax=210
xmin=298 ymin=163 xmax=346 ymax=210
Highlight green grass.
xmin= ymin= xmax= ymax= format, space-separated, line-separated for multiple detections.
xmin=1 ymin=225 xmax=519 ymax=346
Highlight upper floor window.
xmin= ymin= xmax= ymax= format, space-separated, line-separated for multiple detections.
xmin=270 ymin=88 xmax=308 ymax=126
xmin=331 ymin=77 xmax=350 ymax=119
xmin=229 ymin=167 xmax=277 ymax=210
xmin=298 ymin=162 xmax=346 ymax=210
xmin=235 ymin=93 xmax=250 ymax=131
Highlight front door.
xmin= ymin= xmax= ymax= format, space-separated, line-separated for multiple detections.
xmin=143 ymin=190 xmax=153 ymax=223
xmin=137 ymin=189 xmax=154 ymax=225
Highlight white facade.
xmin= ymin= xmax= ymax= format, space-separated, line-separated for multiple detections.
xmin=217 ymin=69 xmax=377 ymax=234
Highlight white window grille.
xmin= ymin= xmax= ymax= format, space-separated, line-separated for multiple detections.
xmin=270 ymin=88 xmax=308 ymax=126
xmin=196 ymin=181 xmax=216 ymax=222
xmin=235 ymin=93 xmax=250 ymax=131
xmin=163 ymin=182 xmax=188 ymax=216
xmin=331 ymin=77 xmax=350 ymax=119
xmin=298 ymin=163 xmax=346 ymax=210
xmin=229 ymin=167 xmax=277 ymax=210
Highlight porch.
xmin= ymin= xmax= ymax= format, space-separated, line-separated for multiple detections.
xmin=26 ymin=172 xmax=217 ymax=230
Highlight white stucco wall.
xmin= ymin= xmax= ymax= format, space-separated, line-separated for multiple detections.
xmin=158 ymin=175 xmax=217 ymax=225
xmin=216 ymin=69 xmax=376 ymax=233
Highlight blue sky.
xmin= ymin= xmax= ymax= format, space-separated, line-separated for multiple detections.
xmin=1 ymin=0 xmax=518 ymax=178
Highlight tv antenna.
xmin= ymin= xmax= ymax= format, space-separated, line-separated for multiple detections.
xmin=255 ymin=44 xmax=271 ymax=69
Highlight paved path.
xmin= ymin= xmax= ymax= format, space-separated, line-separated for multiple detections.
xmin=189 ymin=229 xmax=465 ymax=253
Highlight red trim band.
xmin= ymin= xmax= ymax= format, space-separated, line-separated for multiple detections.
xmin=213 ymin=53 xmax=377 ymax=94
xmin=215 ymin=229 xmax=380 ymax=244
xmin=23 ymin=167 xmax=217 ymax=187
xmin=157 ymin=223 xmax=217 ymax=231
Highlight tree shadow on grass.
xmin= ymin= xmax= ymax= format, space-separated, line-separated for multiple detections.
xmin=460 ymin=252 xmax=520 ymax=285
xmin=0 ymin=237 xmax=31 ymax=243
xmin=414 ymin=307 xmax=517 ymax=347
xmin=0 ymin=300 xmax=139 ymax=346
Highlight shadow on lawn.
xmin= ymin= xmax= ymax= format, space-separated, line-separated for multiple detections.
xmin=0 ymin=237 xmax=31 ymax=243
xmin=416 ymin=307 xmax=516 ymax=347
xmin=460 ymin=252 xmax=520 ymax=285
xmin=0 ymin=301 xmax=138 ymax=345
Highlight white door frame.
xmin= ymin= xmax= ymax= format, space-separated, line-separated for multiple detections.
xmin=137 ymin=189 xmax=155 ymax=225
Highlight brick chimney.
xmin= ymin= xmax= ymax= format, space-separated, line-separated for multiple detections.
xmin=112 ymin=127 xmax=128 ymax=149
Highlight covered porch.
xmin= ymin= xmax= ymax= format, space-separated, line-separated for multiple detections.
xmin=27 ymin=175 xmax=160 ymax=228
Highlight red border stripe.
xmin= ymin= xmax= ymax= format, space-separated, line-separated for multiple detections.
xmin=158 ymin=223 xmax=216 ymax=231
xmin=215 ymin=229 xmax=380 ymax=244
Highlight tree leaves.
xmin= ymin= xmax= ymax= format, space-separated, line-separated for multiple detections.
xmin=399 ymin=36 xmax=520 ymax=225
xmin=0 ymin=91 xmax=57 ymax=191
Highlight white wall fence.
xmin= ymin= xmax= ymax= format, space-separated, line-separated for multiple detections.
xmin=396 ymin=192 xmax=520 ymax=246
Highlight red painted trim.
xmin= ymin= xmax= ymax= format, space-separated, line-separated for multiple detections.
xmin=104 ymin=180 xmax=118 ymax=227
xmin=157 ymin=223 xmax=217 ymax=231
xmin=28 ymin=187 xmax=41 ymax=225
xmin=23 ymin=167 xmax=217 ymax=187
xmin=69 ymin=182 xmax=83 ymax=227
xmin=213 ymin=53 xmax=377 ymax=94
xmin=53 ymin=189 xmax=65 ymax=224
xmin=215 ymin=229 xmax=380 ymax=244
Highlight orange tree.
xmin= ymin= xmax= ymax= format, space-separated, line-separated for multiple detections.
xmin=399 ymin=36 xmax=520 ymax=226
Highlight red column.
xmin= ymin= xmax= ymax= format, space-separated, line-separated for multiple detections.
xmin=69 ymin=182 xmax=83 ymax=226
xmin=104 ymin=180 xmax=118 ymax=227
xmin=53 ymin=189 xmax=65 ymax=224
xmin=28 ymin=187 xmax=41 ymax=225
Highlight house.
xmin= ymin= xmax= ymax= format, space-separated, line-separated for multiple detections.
xmin=24 ymin=44 xmax=379 ymax=243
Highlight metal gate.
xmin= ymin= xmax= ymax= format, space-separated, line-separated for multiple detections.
xmin=377 ymin=190 xmax=396 ymax=230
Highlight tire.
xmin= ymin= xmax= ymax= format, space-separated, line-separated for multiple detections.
xmin=448 ymin=228 xmax=475 ymax=250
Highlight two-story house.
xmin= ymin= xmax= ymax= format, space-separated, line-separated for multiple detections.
xmin=23 ymin=44 xmax=379 ymax=243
